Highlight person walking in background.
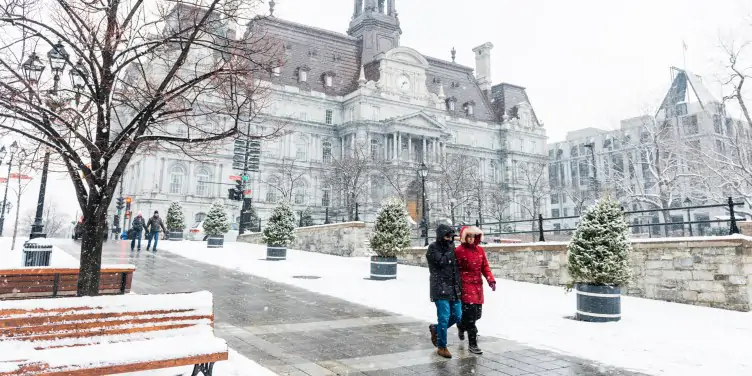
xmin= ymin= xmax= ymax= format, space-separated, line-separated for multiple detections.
xmin=426 ymin=224 xmax=462 ymax=359
xmin=145 ymin=210 xmax=167 ymax=252
xmin=130 ymin=212 xmax=145 ymax=251
xmin=455 ymin=226 xmax=496 ymax=355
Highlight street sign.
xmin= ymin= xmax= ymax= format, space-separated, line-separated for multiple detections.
xmin=229 ymin=175 xmax=241 ymax=181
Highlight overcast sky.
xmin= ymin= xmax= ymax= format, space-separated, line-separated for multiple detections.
xmin=274 ymin=0 xmax=752 ymax=142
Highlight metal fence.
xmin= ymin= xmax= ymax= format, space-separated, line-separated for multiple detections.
xmin=462 ymin=197 xmax=744 ymax=243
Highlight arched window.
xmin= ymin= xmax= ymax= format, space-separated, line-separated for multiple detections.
xmin=294 ymin=181 xmax=307 ymax=205
xmin=194 ymin=212 xmax=207 ymax=222
xmin=169 ymin=165 xmax=186 ymax=194
xmin=322 ymin=184 xmax=331 ymax=207
xmin=322 ymin=141 xmax=332 ymax=164
xmin=195 ymin=168 xmax=211 ymax=196
xmin=266 ymin=178 xmax=279 ymax=203
xmin=371 ymin=139 xmax=379 ymax=159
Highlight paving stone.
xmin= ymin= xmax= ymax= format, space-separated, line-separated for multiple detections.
xmin=55 ymin=240 xmax=652 ymax=376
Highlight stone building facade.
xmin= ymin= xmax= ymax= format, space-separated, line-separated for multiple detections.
xmin=116 ymin=0 xmax=548 ymax=227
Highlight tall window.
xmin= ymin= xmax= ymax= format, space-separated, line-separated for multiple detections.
xmin=296 ymin=137 xmax=308 ymax=160
xmin=322 ymin=141 xmax=332 ymax=164
xmin=325 ymin=109 xmax=333 ymax=125
xmin=169 ymin=165 xmax=185 ymax=194
xmin=195 ymin=168 xmax=210 ymax=196
xmin=322 ymin=185 xmax=331 ymax=207
xmin=266 ymin=178 xmax=279 ymax=203
xmin=294 ymin=181 xmax=306 ymax=205
xmin=371 ymin=139 xmax=379 ymax=159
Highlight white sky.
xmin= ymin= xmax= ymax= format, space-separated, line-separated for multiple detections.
xmin=274 ymin=0 xmax=752 ymax=142
xmin=2 ymin=0 xmax=752 ymax=223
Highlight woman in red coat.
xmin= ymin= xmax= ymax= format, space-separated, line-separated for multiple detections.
xmin=455 ymin=226 xmax=496 ymax=354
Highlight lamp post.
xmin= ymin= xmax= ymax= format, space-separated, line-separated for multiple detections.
xmin=0 ymin=142 xmax=19 ymax=236
xmin=684 ymin=197 xmax=693 ymax=236
xmin=418 ymin=162 xmax=429 ymax=246
xmin=23 ymin=41 xmax=89 ymax=239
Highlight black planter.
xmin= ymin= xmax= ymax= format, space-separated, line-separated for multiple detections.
xmin=370 ymin=256 xmax=398 ymax=281
xmin=207 ymin=235 xmax=224 ymax=248
xmin=168 ymin=231 xmax=184 ymax=241
xmin=266 ymin=246 xmax=287 ymax=261
xmin=575 ymin=283 xmax=621 ymax=322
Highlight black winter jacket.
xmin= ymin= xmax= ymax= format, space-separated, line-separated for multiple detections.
xmin=426 ymin=224 xmax=462 ymax=302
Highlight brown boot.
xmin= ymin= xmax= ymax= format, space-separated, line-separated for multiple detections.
xmin=437 ymin=347 xmax=452 ymax=358
xmin=429 ymin=324 xmax=438 ymax=347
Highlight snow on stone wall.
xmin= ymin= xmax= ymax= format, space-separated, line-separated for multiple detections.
xmin=401 ymin=235 xmax=752 ymax=312
xmin=238 ymin=222 xmax=371 ymax=257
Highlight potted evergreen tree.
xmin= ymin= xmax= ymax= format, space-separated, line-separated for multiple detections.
xmin=166 ymin=201 xmax=185 ymax=241
xmin=262 ymin=201 xmax=296 ymax=260
xmin=369 ymin=198 xmax=411 ymax=280
xmin=204 ymin=201 xmax=230 ymax=248
xmin=568 ymin=197 xmax=631 ymax=322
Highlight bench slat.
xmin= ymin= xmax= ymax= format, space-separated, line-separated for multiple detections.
xmin=1 ymin=315 xmax=211 ymax=338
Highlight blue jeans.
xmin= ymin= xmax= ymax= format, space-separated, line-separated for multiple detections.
xmin=435 ymin=300 xmax=462 ymax=348
xmin=146 ymin=231 xmax=160 ymax=250
xmin=130 ymin=230 xmax=142 ymax=250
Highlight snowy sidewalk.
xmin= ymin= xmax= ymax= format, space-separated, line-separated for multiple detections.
xmin=158 ymin=241 xmax=752 ymax=376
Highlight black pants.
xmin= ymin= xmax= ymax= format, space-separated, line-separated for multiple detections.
xmin=459 ymin=303 xmax=483 ymax=345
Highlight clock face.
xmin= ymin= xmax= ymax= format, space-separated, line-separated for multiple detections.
xmin=397 ymin=74 xmax=411 ymax=91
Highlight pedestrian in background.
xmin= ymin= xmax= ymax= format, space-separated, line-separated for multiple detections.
xmin=130 ymin=212 xmax=145 ymax=251
xmin=426 ymin=224 xmax=462 ymax=359
xmin=455 ymin=226 xmax=496 ymax=355
xmin=145 ymin=210 xmax=167 ymax=252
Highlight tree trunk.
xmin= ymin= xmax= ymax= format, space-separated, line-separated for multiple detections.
xmin=77 ymin=202 xmax=106 ymax=296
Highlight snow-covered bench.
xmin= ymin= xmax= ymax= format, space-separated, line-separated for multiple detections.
xmin=0 ymin=291 xmax=228 ymax=375
xmin=0 ymin=265 xmax=135 ymax=300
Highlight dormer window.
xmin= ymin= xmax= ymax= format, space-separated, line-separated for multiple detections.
xmin=464 ymin=101 xmax=476 ymax=116
xmin=323 ymin=71 xmax=336 ymax=88
xmin=298 ymin=65 xmax=311 ymax=83
xmin=446 ymin=96 xmax=457 ymax=111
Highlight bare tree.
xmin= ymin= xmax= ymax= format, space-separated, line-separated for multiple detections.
xmin=22 ymin=200 xmax=67 ymax=237
xmin=436 ymin=154 xmax=476 ymax=225
xmin=263 ymin=158 xmax=308 ymax=203
xmin=484 ymin=182 xmax=511 ymax=232
xmin=0 ymin=0 xmax=281 ymax=295
xmin=511 ymin=161 xmax=550 ymax=237
xmin=325 ymin=141 xmax=372 ymax=221
xmin=376 ymin=159 xmax=416 ymax=203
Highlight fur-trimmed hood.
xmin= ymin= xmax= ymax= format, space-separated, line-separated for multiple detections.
xmin=459 ymin=226 xmax=483 ymax=245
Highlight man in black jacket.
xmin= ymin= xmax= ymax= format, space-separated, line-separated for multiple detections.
xmin=426 ymin=224 xmax=462 ymax=359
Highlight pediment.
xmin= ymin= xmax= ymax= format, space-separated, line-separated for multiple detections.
xmin=383 ymin=47 xmax=430 ymax=69
xmin=390 ymin=112 xmax=445 ymax=130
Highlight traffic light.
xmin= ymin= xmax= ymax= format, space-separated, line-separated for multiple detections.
xmin=116 ymin=197 xmax=125 ymax=210
xmin=125 ymin=197 xmax=132 ymax=212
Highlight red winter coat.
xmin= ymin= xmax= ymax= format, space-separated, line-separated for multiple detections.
xmin=455 ymin=226 xmax=495 ymax=304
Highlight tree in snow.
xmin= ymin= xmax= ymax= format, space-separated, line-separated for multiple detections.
xmin=262 ymin=201 xmax=296 ymax=247
xmin=203 ymin=201 xmax=230 ymax=237
xmin=0 ymin=0 xmax=283 ymax=295
xmin=370 ymin=198 xmax=412 ymax=258
xmin=567 ymin=197 xmax=631 ymax=286
xmin=166 ymin=202 xmax=185 ymax=231
xmin=300 ymin=207 xmax=314 ymax=227
xmin=324 ymin=140 xmax=373 ymax=221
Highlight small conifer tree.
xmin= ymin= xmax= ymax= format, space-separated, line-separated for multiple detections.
xmin=263 ymin=201 xmax=297 ymax=246
xmin=567 ymin=197 xmax=631 ymax=286
xmin=166 ymin=201 xmax=185 ymax=231
xmin=370 ymin=198 xmax=412 ymax=258
xmin=203 ymin=201 xmax=230 ymax=237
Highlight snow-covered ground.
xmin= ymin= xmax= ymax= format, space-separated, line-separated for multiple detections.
xmin=159 ymin=241 xmax=752 ymax=376
xmin=0 ymin=236 xmax=78 ymax=268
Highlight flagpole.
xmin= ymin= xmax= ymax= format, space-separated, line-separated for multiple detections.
xmin=682 ymin=40 xmax=688 ymax=72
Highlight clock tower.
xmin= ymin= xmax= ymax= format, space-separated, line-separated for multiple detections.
xmin=348 ymin=0 xmax=402 ymax=64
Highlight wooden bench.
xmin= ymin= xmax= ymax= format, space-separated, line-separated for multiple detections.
xmin=0 ymin=291 xmax=228 ymax=375
xmin=0 ymin=266 xmax=135 ymax=300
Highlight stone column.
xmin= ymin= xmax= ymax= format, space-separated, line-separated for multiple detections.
xmin=351 ymin=134 xmax=356 ymax=154
xmin=397 ymin=132 xmax=402 ymax=161
xmin=407 ymin=135 xmax=412 ymax=162
xmin=422 ymin=137 xmax=427 ymax=163
xmin=393 ymin=132 xmax=397 ymax=160
xmin=341 ymin=136 xmax=345 ymax=158
xmin=383 ymin=134 xmax=388 ymax=160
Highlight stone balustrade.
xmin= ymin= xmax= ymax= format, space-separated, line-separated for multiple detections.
xmin=401 ymin=235 xmax=752 ymax=312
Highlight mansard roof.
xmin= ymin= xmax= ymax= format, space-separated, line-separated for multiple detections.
xmin=491 ymin=83 xmax=541 ymax=126
xmin=658 ymin=67 xmax=720 ymax=115
xmin=424 ymin=57 xmax=495 ymax=121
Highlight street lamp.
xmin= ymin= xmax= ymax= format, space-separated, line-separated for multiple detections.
xmin=0 ymin=141 xmax=19 ymax=236
xmin=24 ymin=41 xmax=89 ymax=240
xmin=684 ymin=197 xmax=693 ymax=236
xmin=418 ymin=162 xmax=429 ymax=246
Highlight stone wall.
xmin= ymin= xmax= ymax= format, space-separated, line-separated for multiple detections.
xmin=238 ymin=222 xmax=372 ymax=257
xmin=400 ymin=236 xmax=752 ymax=311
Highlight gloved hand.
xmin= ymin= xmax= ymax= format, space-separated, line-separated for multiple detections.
xmin=489 ymin=281 xmax=496 ymax=291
